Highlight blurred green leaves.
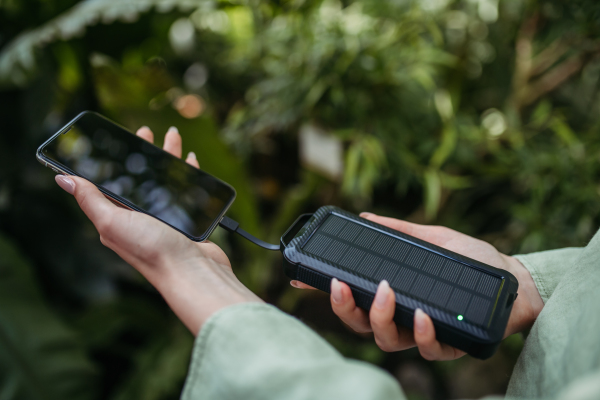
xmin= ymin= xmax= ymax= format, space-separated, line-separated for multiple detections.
xmin=342 ymin=135 xmax=386 ymax=207
xmin=112 ymin=324 xmax=193 ymax=400
xmin=0 ymin=234 xmax=95 ymax=400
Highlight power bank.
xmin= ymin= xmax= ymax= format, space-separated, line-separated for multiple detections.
xmin=280 ymin=206 xmax=518 ymax=359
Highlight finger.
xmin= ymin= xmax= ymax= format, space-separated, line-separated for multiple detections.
xmin=370 ymin=281 xmax=415 ymax=352
xmin=360 ymin=212 xmax=429 ymax=237
xmin=360 ymin=212 xmax=442 ymax=244
xmin=290 ymin=281 xmax=317 ymax=290
xmin=136 ymin=126 xmax=154 ymax=143
xmin=331 ymin=278 xmax=372 ymax=333
xmin=56 ymin=175 xmax=124 ymax=234
xmin=186 ymin=151 xmax=200 ymax=169
xmin=414 ymin=308 xmax=465 ymax=360
xmin=163 ymin=126 xmax=182 ymax=158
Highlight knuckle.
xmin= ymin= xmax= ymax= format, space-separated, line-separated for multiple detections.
xmin=369 ymin=309 xmax=393 ymax=329
xmin=350 ymin=322 xmax=372 ymax=334
xmin=349 ymin=318 xmax=373 ymax=334
xmin=76 ymin=190 xmax=90 ymax=210
xmin=95 ymin=214 xmax=114 ymax=236
xmin=415 ymin=333 xmax=435 ymax=348
xmin=369 ymin=315 xmax=387 ymax=330
xmin=333 ymin=308 xmax=352 ymax=322
xmin=99 ymin=234 xmax=111 ymax=247
xmin=375 ymin=337 xmax=395 ymax=353
xmin=420 ymin=349 xmax=437 ymax=361
xmin=416 ymin=341 xmax=439 ymax=360
xmin=333 ymin=308 xmax=354 ymax=325
xmin=332 ymin=299 xmax=353 ymax=314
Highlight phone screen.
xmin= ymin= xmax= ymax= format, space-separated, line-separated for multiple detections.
xmin=40 ymin=112 xmax=235 ymax=241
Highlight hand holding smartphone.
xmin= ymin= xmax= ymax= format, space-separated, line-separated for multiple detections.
xmin=42 ymin=121 xmax=262 ymax=334
xmin=37 ymin=111 xmax=236 ymax=241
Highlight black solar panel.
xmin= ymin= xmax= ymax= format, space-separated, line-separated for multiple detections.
xmin=303 ymin=214 xmax=502 ymax=327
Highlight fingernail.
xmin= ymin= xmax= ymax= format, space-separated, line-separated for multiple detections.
xmin=374 ymin=280 xmax=390 ymax=309
xmin=290 ymin=280 xmax=300 ymax=288
xmin=55 ymin=175 xmax=75 ymax=195
xmin=140 ymin=125 xmax=149 ymax=130
xmin=331 ymin=278 xmax=343 ymax=304
xmin=168 ymin=126 xmax=179 ymax=133
xmin=187 ymin=151 xmax=196 ymax=160
xmin=414 ymin=308 xmax=426 ymax=334
xmin=360 ymin=212 xmax=375 ymax=218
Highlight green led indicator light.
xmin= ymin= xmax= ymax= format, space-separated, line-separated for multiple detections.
xmin=457 ymin=315 xmax=464 ymax=321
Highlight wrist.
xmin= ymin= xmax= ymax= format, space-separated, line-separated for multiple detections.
xmin=501 ymin=254 xmax=544 ymax=336
xmin=151 ymin=253 xmax=263 ymax=334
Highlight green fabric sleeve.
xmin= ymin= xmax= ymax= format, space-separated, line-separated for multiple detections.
xmin=513 ymin=247 xmax=582 ymax=303
xmin=499 ymin=368 xmax=600 ymax=400
xmin=180 ymin=302 xmax=600 ymax=400
xmin=181 ymin=302 xmax=404 ymax=400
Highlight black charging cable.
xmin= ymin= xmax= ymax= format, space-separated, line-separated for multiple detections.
xmin=219 ymin=216 xmax=280 ymax=251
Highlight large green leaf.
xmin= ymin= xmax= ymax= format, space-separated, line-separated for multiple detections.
xmin=0 ymin=234 xmax=96 ymax=400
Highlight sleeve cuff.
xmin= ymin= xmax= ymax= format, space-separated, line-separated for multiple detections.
xmin=181 ymin=302 xmax=403 ymax=400
xmin=513 ymin=247 xmax=581 ymax=304
xmin=514 ymin=253 xmax=549 ymax=303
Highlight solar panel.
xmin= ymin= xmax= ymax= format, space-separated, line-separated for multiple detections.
xmin=302 ymin=214 xmax=502 ymax=328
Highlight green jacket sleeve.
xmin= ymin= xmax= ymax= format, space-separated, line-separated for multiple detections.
xmin=180 ymin=302 xmax=600 ymax=400
xmin=513 ymin=247 xmax=582 ymax=303
xmin=490 ymin=368 xmax=600 ymax=400
xmin=180 ymin=302 xmax=404 ymax=400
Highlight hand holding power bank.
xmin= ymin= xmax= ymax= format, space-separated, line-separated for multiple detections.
xmin=280 ymin=207 xmax=518 ymax=359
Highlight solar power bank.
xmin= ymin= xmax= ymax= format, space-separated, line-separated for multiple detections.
xmin=280 ymin=206 xmax=518 ymax=359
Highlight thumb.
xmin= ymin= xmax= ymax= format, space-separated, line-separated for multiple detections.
xmin=359 ymin=212 xmax=434 ymax=241
xmin=55 ymin=175 xmax=123 ymax=232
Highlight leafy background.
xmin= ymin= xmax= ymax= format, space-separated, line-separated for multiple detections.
xmin=1 ymin=0 xmax=599 ymax=399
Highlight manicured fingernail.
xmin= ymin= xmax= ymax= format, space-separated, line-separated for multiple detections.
xmin=187 ymin=151 xmax=196 ymax=160
xmin=55 ymin=175 xmax=75 ymax=195
xmin=415 ymin=308 xmax=426 ymax=334
xmin=331 ymin=278 xmax=343 ymax=303
xmin=360 ymin=212 xmax=374 ymax=218
xmin=375 ymin=280 xmax=390 ymax=309
xmin=168 ymin=126 xmax=179 ymax=133
xmin=290 ymin=280 xmax=300 ymax=288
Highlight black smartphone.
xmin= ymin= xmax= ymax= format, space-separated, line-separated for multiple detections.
xmin=280 ymin=206 xmax=518 ymax=359
xmin=37 ymin=111 xmax=236 ymax=242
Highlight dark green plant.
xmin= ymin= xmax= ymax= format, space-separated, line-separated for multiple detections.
xmin=0 ymin=234 xmax=95 ymax=399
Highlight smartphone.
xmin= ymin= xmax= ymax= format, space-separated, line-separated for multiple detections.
xmin=280 ymin=206 xmax=518 ymax=359
xmin=37 ymin=111 xmax=236 ymax=242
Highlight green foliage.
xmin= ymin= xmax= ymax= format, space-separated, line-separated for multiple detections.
xmin=0 ymin=234 xmax=95 ymax=400
xmin=111 ymin=324 xmax=193 ymax=400
xmin=1 ymin=0 xmax=600 ymax=398
xmin=342 ymin=135 xmax=387 ymax=206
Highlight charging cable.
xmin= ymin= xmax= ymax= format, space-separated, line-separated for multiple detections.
xmin=219 ymin=216 xmax=280 ymax=251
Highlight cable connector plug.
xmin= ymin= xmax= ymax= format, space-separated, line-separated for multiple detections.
xmin=219 ymin=216 xmax=239 ymax=232
xmin=218 ymin=216 xmax=280 ymax=251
